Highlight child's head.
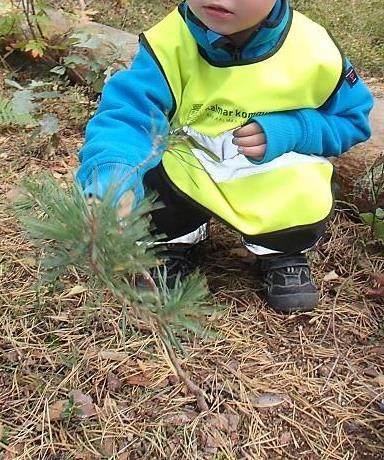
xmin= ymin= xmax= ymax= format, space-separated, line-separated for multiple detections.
xmin=188 ymin=0 xmax=277 ymax=37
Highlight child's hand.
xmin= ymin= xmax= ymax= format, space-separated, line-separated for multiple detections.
xmin=232 ymin=122 xmax=266 ymax=160
xmin=87 ymin=190 xmax=135 ymax=219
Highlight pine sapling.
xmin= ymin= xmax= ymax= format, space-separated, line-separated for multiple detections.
xmin=15 ymin=173 xmax=216 ymax=412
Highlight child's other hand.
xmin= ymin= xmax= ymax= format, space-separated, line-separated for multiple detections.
xmin=232 ymin=122 xmax=266 ymax=160
xmin=87 ymin=190 xmax=135 ymax=219
xmin=117 ymin=190 xmax=135 ymax=219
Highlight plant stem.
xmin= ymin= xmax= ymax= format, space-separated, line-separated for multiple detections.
xmin=86 ymin=203 xmax=208 ymax=412
xmin=21 ymin=0 xmax=37 ymax=40
xmin=158 ymin=328 xmax=209 ymax=412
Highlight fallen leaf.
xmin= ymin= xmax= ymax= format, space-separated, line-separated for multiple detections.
xmin=323 ymin=270 xmax=339 ymax=282
xmin=249 ymin=393 xmax=291 ymax=409
xmin=373 ymin=375 xmax=384 ymax=386
xmin=117 ymin=453 xmax=129 ymax=460
xmin=5 ymin=186 xmax=26 ymax=203
xmin=363 ymin=366 xmax=379 ymax=378
xmin=372 ymin=273 xmax=384 ymax=285
xmin=107 ymin=372 xmax=123 ymax=392
xmin=125 ymin=371 xmax=153 ymax=388
xmin=370 ymin=346 xmax=384 ymax=357
xmin=101 ymin=438 xmax=116 ymax=456
xmin=279 ymin=430 xmax=292 ymax=445
xmin=5 ymin=351 xmax=19 ymax=363
xmin=124 ymin=363 xmax=169 ymax=389
xmin=48 ymin=399 xmax=69 ymax=421
xmin=164 ymin=410 xmax=198 ymax=426
xmin=69 ymin=390 xmax=97 ymax=418
xmin=3 ymin=443 xmax=25 ymax=460
xmin=63 ymin=285 xmax=88 ymax=297
xmin=208 ymin=412 xmax=240 ymax=444
xmin=367 ymin=273 xmax=384 ymax=298
xmin=0 ymin=423 xmax=4 ymax=440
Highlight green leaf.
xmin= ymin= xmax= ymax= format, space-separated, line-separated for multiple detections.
xmin=39 ymin=114 xmax=59 ymax=136
xmin=4 ymin=79 xmax=24 ymax=90
xmin=71 ymin=32 xmax=103 ymax=50
xmin=11 ymin=90 xmax=36 ymax=115
xmin=63 ymin=55 xmax=90 ymax=66
xmin=34 ymin=91 xmax=62 ymax=100
xmin=0 ymin=97 xmax=36 ymax=127
xmin=50 ymin=66 xmax=66 ymax=76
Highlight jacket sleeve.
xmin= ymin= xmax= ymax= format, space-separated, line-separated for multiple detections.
xmin=251 ymin=60 xmax=374 ymax=164
xmin=76 ymin=41 xmax=174 ymax=205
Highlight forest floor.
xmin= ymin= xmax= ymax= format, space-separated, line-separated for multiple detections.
xmin=1 ymin=1 xmax=384 ymax=459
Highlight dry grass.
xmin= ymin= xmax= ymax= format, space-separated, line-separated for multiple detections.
xmin=1 ymin=109 xmax=384 ymax=459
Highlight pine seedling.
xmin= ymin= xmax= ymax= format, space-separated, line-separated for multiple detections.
xmin=16 ymin=173 xmax=214 ymax=411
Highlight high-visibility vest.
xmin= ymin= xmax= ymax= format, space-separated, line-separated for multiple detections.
xmin=142 ymin=7 xmax=343 ymax=236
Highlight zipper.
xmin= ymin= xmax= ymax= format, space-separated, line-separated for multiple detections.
xmin=233 ymin=47 xmax=241 ymax=63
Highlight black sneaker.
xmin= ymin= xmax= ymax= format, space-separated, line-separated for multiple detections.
xmin=258 ymin=254 xmax=319 ymax=313
xmin=150 ymin=244 xmax=194 ymax=290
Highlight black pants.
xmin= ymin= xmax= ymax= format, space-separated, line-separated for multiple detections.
xmin=144 ymin=164 xmax=329 ymax=254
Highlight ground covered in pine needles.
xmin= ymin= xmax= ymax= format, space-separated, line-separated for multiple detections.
xmin=1 ymin=0 xmax=384 ymax=457
xmin=1 ymin=82 xmax=383 ymax=459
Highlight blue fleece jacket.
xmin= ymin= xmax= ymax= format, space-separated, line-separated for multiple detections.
xmin=77 ymin=0 xmax=373 ymax=205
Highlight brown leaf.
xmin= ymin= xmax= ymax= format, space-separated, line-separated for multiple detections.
xmin=48 ymin=399 xmax=69 ymax=421
xmin=107 ymin=372 xmax=123 ymax=392
xmin=101 ymin=438 xmax=116 ymax=456
xmin=372 ymin=272 xmax=384 ymax=285
xmin=164 ymin=410 xmax=198 ymax=426
xmin=117 ymin=453 xmax=129 ymax=460
xmin=125 ymin=365 xmax=169 ymax=389
xmin=367 ymin=273 xmax=384 ymax=298
xmin=363 ymin=366 xmax=379 ymax=378
xmin=367 ymin=286 xmax=384 ymax=298
xmin=370 ymin=346 xmax=384 ymax=357
xmin=208 ymin=412 xmax=240 ymax=444
xmin=5 ymin=186 xmax=26 ymax=203
xmin=323 ymin=270 xmax=339 ymax=282
xmin=69 ymin=390 xmax=97 ymax=418
xmin=249 ymin=393 xmax=292 ymax=409
xmin=373 ymin=375 xmax=384 ymax=386
xmin=3 ymin=443 xmax=25 ymax=460
xmin=279 ymin=430 xmax=292 ymax=445
xmin=5 ymin=351 xmax=19 ymax=364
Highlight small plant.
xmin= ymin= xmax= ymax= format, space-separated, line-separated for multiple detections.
xmin=2 ymin=78 xmax=60 ymax=141
xmin=358 ymin=156 xmax=384 ymax=240
xmin=60 ymin=397 xmax=83 ymax=423
xmin=51 ymin=31 xmax=128 ymax=93
xmin=16 ymin=173 xmax=215 ymax=412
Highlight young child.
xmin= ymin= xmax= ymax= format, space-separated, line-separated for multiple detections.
xmin=77 ymin=0 xmax=373 ymax=313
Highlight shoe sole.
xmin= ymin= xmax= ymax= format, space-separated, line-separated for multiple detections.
xmin=266 ymin=292 xmax=319 ymax=313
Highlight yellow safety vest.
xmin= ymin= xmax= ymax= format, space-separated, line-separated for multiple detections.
xmin=142 ymin=7 xmax=343 ymax=236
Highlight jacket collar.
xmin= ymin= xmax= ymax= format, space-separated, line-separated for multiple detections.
xmin=180 ymin=0 xmax=291 ymax=63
